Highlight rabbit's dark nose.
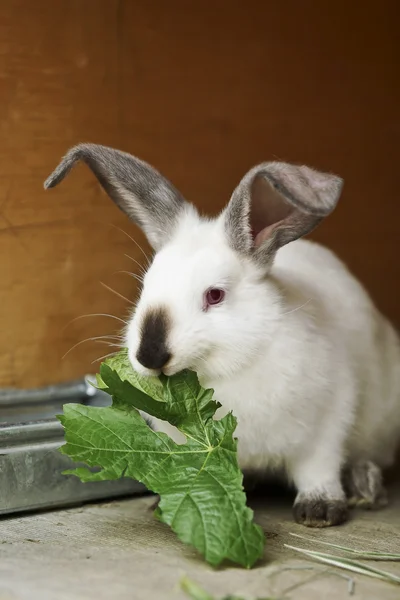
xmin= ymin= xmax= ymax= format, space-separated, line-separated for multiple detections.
xmin=136 ymin=347 xmax=171 ymax=370
xmin=136 ymin=307 xmax=171 ymax=370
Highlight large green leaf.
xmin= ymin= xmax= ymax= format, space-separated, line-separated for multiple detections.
xmin=59 ymin=350 xmax=265 ymax=568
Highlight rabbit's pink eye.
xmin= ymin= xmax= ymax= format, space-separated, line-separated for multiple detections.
xmin=205 ymin=288 xmax=225 ymax=307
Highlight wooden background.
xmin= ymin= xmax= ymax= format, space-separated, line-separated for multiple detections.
xmin=0 ymin=0 xmax=399 ymax=388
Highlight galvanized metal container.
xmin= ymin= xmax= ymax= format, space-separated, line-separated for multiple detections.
xmin=0 ymin=377 xmax=145 ymax=515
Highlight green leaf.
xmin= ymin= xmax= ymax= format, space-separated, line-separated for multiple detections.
xmin=59 ymin=349 xmax=264 ymax=568
xmin=180 ymin=577 xmax=215 ymax=600
xmin=180 ymin=576 xmax=280 ymax=600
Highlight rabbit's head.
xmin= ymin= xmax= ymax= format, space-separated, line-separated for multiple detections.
xmin=45 ymin=144 xmax=343 ymax=379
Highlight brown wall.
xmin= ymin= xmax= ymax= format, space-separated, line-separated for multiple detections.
xmin=0 ymin=0 xmax=399 ymax=388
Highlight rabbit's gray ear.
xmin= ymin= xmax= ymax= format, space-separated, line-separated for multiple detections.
xmin=223 ymin=161 xmax=343 ymax=265
xmin=44 ymin=143 xmax=190 ymax=250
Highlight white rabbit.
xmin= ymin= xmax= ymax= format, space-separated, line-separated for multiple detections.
xmin=45 ymin=144 xmax=400 ymax=527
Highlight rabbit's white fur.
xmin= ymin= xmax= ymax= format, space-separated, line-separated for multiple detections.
xmin=45 ymin=143 xmax=400 ymax=525
xmin=127 ymin=208 xmax=400 ymax=506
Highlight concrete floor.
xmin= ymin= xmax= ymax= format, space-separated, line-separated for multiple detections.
xmin=1 ymin=484 xmax=399 ymax=600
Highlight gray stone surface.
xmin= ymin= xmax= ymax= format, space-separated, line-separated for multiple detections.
xmin=0 ymin=484 xmax=399 ymax=600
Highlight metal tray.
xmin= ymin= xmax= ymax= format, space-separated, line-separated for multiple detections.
xmin=0 ymin=377 xmax=146 ymax=515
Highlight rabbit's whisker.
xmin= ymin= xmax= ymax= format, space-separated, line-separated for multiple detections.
xmin=100 ymin=281 xmax=135 ymax=305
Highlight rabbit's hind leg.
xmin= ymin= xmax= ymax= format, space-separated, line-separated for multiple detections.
xmin=342 ymin=460 xmax=388 ymax=509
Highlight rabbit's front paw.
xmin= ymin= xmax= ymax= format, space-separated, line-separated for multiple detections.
xmin=293 ymin=494 xmax=348 ymax=527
